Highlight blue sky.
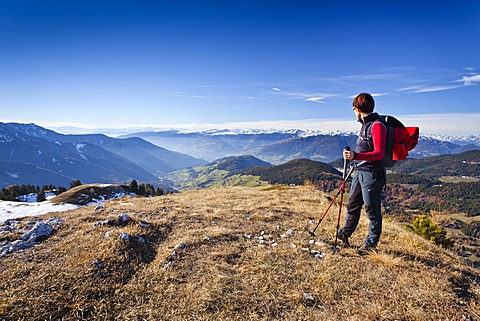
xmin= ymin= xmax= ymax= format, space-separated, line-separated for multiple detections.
xmin=0 ymin=0 xmax=479 ymax=135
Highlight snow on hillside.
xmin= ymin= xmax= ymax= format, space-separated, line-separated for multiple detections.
xmin=0 ymin=200 xmax=79 ymax=222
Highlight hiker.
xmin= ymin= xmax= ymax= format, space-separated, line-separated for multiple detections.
xmin=338 ymin=93 xmax=387 ymax=255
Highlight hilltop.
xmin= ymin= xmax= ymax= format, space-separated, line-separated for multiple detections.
xmin=0 ymin=186 xmax=478 ymax=320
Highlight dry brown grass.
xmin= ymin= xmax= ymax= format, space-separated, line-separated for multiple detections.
xmin=1 ymin=185 xmax=479 ymax=320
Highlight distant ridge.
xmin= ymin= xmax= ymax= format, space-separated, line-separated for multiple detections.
xmin=122 ymin=129 xmax=479 ymax=163
xmin=0 ymin=122 xmax=206 ymax=188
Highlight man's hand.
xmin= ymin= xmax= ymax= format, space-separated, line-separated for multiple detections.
xmin=343 ymin=150 xmax=355 ymax=160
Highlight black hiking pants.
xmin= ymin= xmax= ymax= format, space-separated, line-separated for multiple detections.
xmin=339 ymin=169 xmax=386 ymax=247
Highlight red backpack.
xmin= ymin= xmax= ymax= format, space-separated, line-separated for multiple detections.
xmin=372 ymin=115 xmax=420 ymax=168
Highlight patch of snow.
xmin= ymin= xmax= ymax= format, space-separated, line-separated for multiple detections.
xmin=75 ymin=143 xmax=86 ymax=151
xmin=75 ymin=143 xmax=89 ymax=161
xmin=0 ymin=200 xmax=79 ymax=222
xmin=17 ymin=192 xmax=56 ymax=203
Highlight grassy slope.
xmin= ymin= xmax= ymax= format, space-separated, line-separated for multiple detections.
xmin=1 ymin=186 xmax=479 ymax=320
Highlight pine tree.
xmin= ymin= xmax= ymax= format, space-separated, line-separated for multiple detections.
xmin=70 ymin=180 xmax=82 ymax=189
xmin=129 ymin=180 xmax=138 ymax=194
xmin=37 ymin=190 xmax=46 ymax=202
xmin=405 ymin=215 xmax=454 ymax=249
xmin=155 ymin=187 xmax=164 ymax=196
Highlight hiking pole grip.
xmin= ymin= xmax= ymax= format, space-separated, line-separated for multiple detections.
xmin=343 ymin=146 xmax=350 ymax=179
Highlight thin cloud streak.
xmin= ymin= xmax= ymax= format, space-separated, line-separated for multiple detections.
xmin=457 ymin=74 xmax=480 ymax=86
xmin=271 ymin=88 xmax=338 ymax=103
xmin=410 ymin=85 xmax=462 ymax=93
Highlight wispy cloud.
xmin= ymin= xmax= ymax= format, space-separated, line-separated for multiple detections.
xmin=172 ymin=93 xmax=210 ymax=99
xmin=304 ymin=97 xmax=327 ymax=103
xmin=399 ymin=85 xmax=462 ymax=93
xmin=456 ymin=74 xmax=480 ymax=86
xmin=271 ymin=88 xmax=337 ymax=103
xmin=395 ymin=70 xmax=480 ymax=93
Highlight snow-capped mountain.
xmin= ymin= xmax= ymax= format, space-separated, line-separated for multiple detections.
xmin=122 ymin=129 xmax=479 ymax=163
xmin=2 ymin=122 xmax=479 ymax=188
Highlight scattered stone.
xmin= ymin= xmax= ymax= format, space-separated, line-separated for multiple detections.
xmin=164 ymin=247 xmax=182 ymax=269
xmin=94 ymin=220 xmax=116 ymax=227
xmin=303 ymin=292 xmax=314 ymax=301
xmin=135 ymin=234 xmax=146 ymax=244
xmin=4 ymin=219 xmax=20 ymax=227
xmin=94 ymin=214 xmax=131 ymax=227
xmin=311 ymin=250 xmax=327 ymax=259
xmin=204 ymin=237 xmax=215 ymax=243
xmin=175 ymin=243 xmax=186 ymax=250
xmin=138 ymin=221 xmax=151 ymax=228
xmin=46 ymin=218 xmax=65 ymax=226
xmin=0 ymin=218 xmax=64 ymax=257
xmin=94 ymin=205 xmax=105 ymax=211
xmin=281 ymin=229 xmax=295 ymax=238
xmin=119 ymin=232 xmax=130 ymax=241
xmin=92 ymin=259 xmax=104 ymax=268
xmin=22 ymin=222 xmax=53 ymax=243
xmin=118 ymin=214 xmax=130 ymax=224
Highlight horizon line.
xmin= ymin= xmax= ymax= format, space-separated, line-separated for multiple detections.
xmin=2 ymin=112 xmax=480 ymax=137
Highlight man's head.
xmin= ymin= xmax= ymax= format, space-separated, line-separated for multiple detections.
xmin=352 ymin=93 xmax=375 ymax=113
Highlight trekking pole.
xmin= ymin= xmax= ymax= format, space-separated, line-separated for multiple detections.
xmin=331 ymin=146 xmax=350 ymax=253
xmin=307 ymin=147 xmax=355 ymax=237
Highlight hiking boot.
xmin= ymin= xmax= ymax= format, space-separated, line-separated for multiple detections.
xmin=356 ymin=244 xmax=377 ymax=256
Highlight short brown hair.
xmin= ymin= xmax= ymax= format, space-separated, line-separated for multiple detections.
xmin=352 ymin=93 xmax=375 ymax=113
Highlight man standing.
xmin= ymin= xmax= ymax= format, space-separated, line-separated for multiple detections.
xmin=339 ymin=93 xmax=387 ymax=255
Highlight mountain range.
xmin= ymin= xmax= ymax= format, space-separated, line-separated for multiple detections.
xmin=1 ymin=122 xmax=479 ymax=189
xmin=0 ymin=123 xmax=205 ymax=188
xmin=123 ymin=129 xmax=480 ymax=163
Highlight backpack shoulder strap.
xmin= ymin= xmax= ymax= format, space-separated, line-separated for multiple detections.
xmin=382 ymin=115 xmax=406 ymax=129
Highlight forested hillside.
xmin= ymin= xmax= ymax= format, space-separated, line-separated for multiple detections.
xmin=241 ymin=159 xmax=341 ymax=186
xmin=393 ymin=150 xmax=480 ymax=178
